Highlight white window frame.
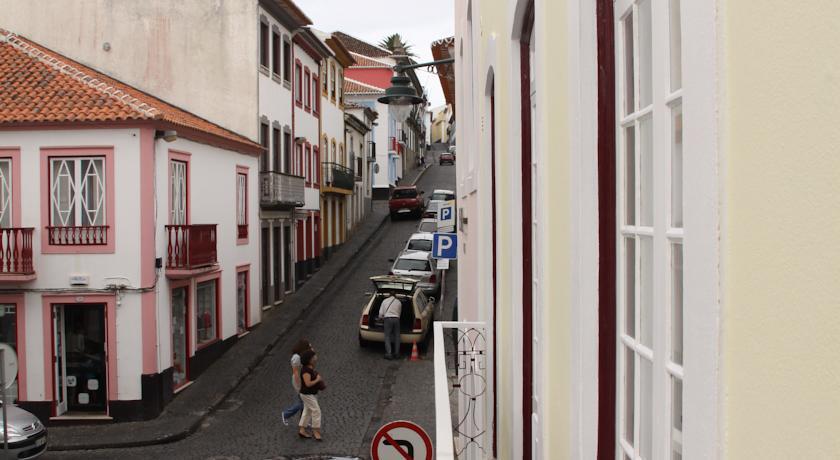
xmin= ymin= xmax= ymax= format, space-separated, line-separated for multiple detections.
xmin=236 ymin=172 xmax=247 ymax=227
xmin=50 ymin=157 xmax=106 ymax=228
xmin=170 ymin=160 xmax=188 ymax=225
xmin=615 ymin=0 xmax=686 ymax=459
xmin=0 ymin=159 xmax=12 ymax=228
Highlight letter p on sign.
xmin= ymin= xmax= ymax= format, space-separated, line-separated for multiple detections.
xmin=432 ymin=233 xmax=458 ymax=260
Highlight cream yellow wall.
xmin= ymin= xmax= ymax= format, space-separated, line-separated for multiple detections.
xmin=722 ymin=0 xmax=840 ymax=457
xmin=535 ymin=0 xmax=572 ymax=457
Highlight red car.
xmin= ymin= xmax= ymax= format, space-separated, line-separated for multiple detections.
xmin=439 ymin=152 xmax=455 ymax=165
xmin=389 ymin=186 xmax=425 ymax=220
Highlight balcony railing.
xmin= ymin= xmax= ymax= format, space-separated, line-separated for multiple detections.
xmin=259 ymin=171 xmax=305 ymax=209
xmin=322 ymin=162 xmax=354 ymax=192
xmin=434 ymin=321 xmax=488 ymax=460
xmin=0 ymin=228 xmax=34 ymax=275
xmin=165 ymin=224 xmax=218 ymax=270
xmin=47 ymin=225 xmax=108 ymax=246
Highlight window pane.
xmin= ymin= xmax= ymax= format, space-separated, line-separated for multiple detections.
xmin=638 ymin=0 xmax=653 ymax=108
xmin=671 ymin=377 xmax=684 ymax=459
xmin=671 ymin=105 xmax=684 ymax=227
xmin=639 ymin=117 xmax=653 ymax=227
xmin=237 ymin=272 xmax=247 ymax=334
xmin=196 ymin=281 xmax=217 ymax=345
xmin=623 ymin=12 xmax=635 ymax=115
xmin=624 ymin=237 xmax=636 ymax=338
xmin=670 ymin=0 xmax=683 ymax=91
xmin=640 ymin=236 xmax=653 ymax=347
xmin=640 ymin=357 xmax=653 ymax=460
xmin=0 ymin=304 xmax=17 ymax=401
xmin=0 ymin=160 xmax=11 ymax=228
xmin=624 ymin=127 xmax=636 ymax=226
xmin=623 ymin=347 xmax=635 ymax=446
xmin=672 ymin=242 xmax=684 ymax=364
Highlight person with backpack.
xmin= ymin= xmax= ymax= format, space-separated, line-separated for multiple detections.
xmin=281 ymin=339 xmax=311 ymax=425
xmin=298 ymin=350 xmax=325 ymax=440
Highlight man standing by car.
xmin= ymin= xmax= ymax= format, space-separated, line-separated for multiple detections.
xmin=379 ymin=292 xmax=402 ymax=360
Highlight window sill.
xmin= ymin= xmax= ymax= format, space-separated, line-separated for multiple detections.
xmin=259 ymin=66 xmax=270 ymax=76
xmin=295 ymin=101 xmax=303 ymax=108
xmin=237 ymin=237 xmax=249 ymax=246
xmin=283 ymin=80 xmax=292 ymax=90
xmin=196 ymin=338 xmax=220 ymax=352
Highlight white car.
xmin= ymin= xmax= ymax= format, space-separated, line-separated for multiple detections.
xmin=423 ymin=189 xmax=456 ymax=219
xmin=358 ymin=276 xmax=436 ymax=350
xmin=417 ymin=218 xmax=438 ymax=234
xmin=390 ymin=251 xmax=441 ymax=296
xmin=403 ymin=233 xmax=434 ymax=253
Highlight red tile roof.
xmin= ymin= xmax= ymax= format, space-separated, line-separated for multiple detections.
xmin=349 ymin=52 xmax=392 ymax=69
xmin=431 ymin=36 xmax=456 ymax=109
xmin=333 ymin=32 xmax=392 ymax=58
xmin=343 ymin=78 xmax=385 ymax=95
xmin=0 ymin=30 xmax=261 ymax=153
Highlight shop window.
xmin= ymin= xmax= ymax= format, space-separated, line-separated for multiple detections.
xmin=236 ymin=270 xmax=249 ymax=335
xmin=0 ymin=304 xmax=17 ymax=401
xmin=196 ymin=280 xmax=218 ymax=347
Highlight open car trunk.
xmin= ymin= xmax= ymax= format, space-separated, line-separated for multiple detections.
xmin=369 ymin=294 xmax=415 ymax=331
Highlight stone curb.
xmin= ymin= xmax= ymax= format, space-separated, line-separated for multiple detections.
xmin=49 ymin=165 xmax=431 ymax=451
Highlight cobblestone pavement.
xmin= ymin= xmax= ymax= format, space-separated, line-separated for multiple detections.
xmin=44 ymin=163 xmax=457 ymax=460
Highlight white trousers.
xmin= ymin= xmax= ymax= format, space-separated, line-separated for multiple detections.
xmin=299 ymin=393 xmax=322 ymax=429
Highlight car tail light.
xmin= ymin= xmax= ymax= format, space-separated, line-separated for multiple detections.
xmin=413 ymin=318 xmax=422 ymax=331
xmin=429 ymin=274 xmax=437 ymax=283
xmin=362 ymin=314 xmax=370 ymax=326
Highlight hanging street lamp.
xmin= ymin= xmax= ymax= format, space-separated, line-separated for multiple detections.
xmin=378 ymin=58 xmax=455 ymax=124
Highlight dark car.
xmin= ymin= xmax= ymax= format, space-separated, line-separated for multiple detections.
xmin=389 ymin=186 xmax=425 ymax=220
xmin=439 ymin=152 xmax=455 ymax=165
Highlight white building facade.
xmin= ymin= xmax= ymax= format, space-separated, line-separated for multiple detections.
xmin=0 ymin=32 xmax=261 ymax=422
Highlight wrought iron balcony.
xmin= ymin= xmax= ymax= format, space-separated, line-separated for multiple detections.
xmin=434 ymin=321 xmax=489 ymax=460
xmin=0 ymin=228 xmax=35 ymax=279
xmin=322 ymin=162 xmax=354 ymax=193
xmin=165 ymin=224 xmax=218 ymax=274
xmin=259 ymin=171 xmax=305 ymax=209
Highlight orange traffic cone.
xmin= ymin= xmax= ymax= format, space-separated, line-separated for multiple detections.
xmin=410 ymin=341 xmax=420 ymax=361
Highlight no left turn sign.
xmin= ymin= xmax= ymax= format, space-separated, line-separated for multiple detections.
xmin=371 ymin=420 xmax=433 ymax=460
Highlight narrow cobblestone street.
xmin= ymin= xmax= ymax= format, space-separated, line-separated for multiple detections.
xmin=43 ymin=163 xmax=455 ymax=460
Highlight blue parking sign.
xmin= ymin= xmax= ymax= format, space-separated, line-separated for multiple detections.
xmin=432 ymin=233 xmax=458 ymax=260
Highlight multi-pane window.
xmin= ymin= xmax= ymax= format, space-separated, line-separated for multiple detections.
xmin=170 ymin=160 xmax=188 ymax=225
xmin=295 ymin=63 xmax=303 ymax=104
xmin=236 ymin=172 xmax=247 ymax=239
xmin=330 ymin=63 xmax=336 ymax=101
xmin=313 ymin=147 xmax=320 ymax=185
xmin=337 ymin=69 xmax=343 ymax=105
xmin=616 ymin=0 xmax=684 ymax=458
xmin=50 ymin=157 xmax=106 ymax=228
xmin=313 ymin=76 xmax=320 ymax=113
xmin=304 ymin=68 xmax=311 ymax=110
xmin=196 ymin=280 xmax=217 ymax=346
xmin=272 ymin=127 xmax=281 ymax=171
xmin=259 ymin=21 xmax=269 ymax=69
xmin=272 ymin=31 xmax=281 ymax=75
xmin=283 ymin=131 xmax=292 ymax=174
xmin=282 ymin=38 xmax=292 ymax=82
xmin=322 ymin=65 xmax=328 ymax=95
xmin=0 ymin=159 xmax=12 ymax=228
xmin=260 ymin=123 xmax=270 ymax=172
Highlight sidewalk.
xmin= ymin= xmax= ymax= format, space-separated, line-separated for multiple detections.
xmin=48 ymin=164 xmax=431 ymax=451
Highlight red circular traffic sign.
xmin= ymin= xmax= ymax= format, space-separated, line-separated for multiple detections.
xmin=371 ymin=420 xmax=433 ymax=460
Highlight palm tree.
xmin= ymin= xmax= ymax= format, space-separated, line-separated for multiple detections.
xmin=379 ymin=33 xmax=416 ymax=58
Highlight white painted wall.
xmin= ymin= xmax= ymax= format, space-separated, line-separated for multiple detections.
xmin=0 ymin=0 xmax=260 ymax=139
xmin=294 ymin=44 xmax=322 ymax=211
xmin=154 ymin=137 xmax=261 ymax=371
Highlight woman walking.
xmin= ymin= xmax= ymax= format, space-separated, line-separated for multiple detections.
xmin=281 ymin=339 xmax=311 ymax=425
xmin=298 ymin=349 xmax=325 ymax=440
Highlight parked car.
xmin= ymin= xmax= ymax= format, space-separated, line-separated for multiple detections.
xmin=359 ymin=276 xmax=437 ymax=350
xmin=423 ymin=189 xmax=456 ymax=218
xmin=417 ymin=218 xmax=438 ymax=234
xmin=439 ymin=152 xmax=455 ymax=165
xmin=403 ymin=232 xmax=434 ymax=253
xmin=388 ymin=186 xmax=425 ymax=220
xmin=0 ymin=403 xmax=47 ymax=459
xmin=390 ymin=251 xmax=441 ymax=296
